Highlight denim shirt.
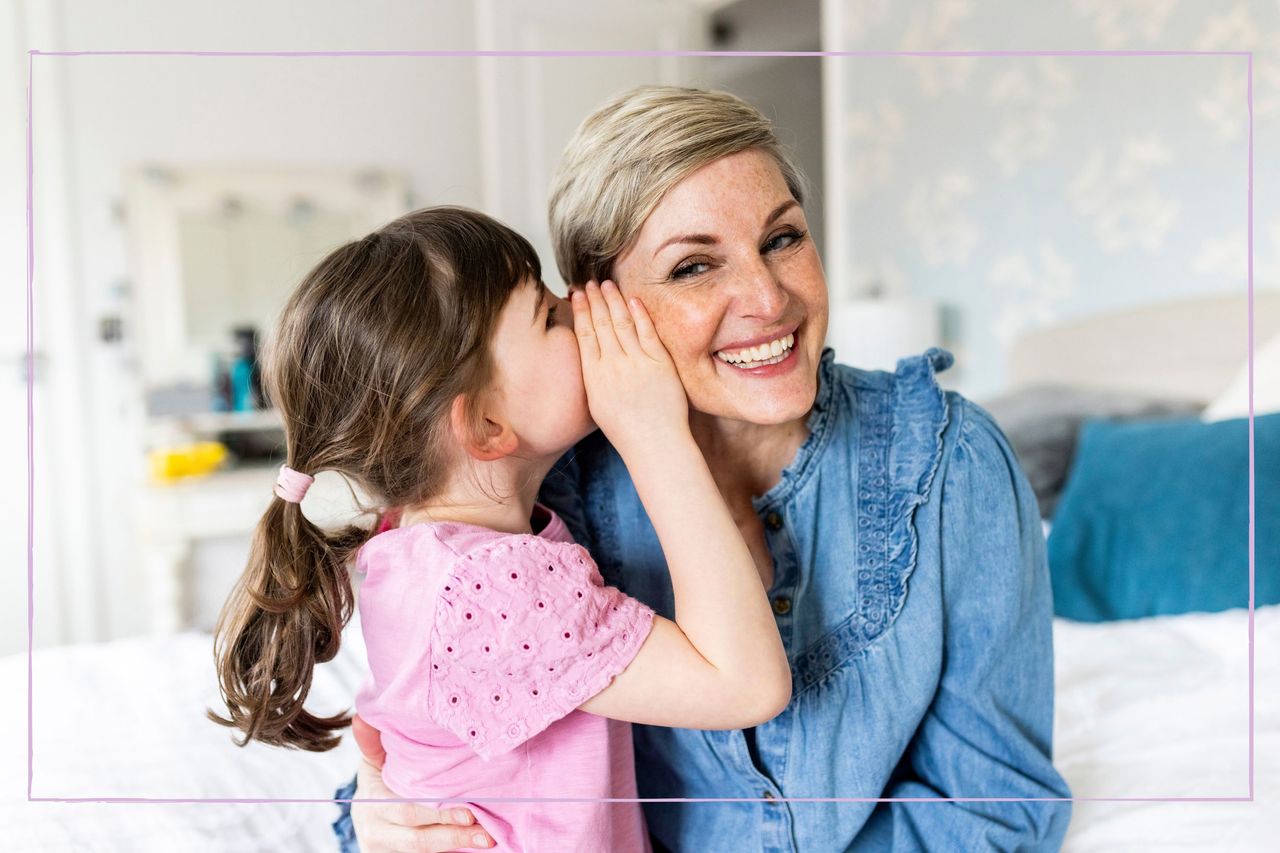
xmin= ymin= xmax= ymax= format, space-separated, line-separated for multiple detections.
xmin=537 ymin=348 xmax=1071 ymax=853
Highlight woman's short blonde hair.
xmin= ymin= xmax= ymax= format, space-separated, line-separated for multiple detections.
xmin=548 ymin=85 xmax=807 ymax=287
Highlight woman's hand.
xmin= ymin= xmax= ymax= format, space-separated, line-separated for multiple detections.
xmin=350 ymin=715 xmax=495 ymax=852
xmin=571 ymin=280 xmax=688 ymax=459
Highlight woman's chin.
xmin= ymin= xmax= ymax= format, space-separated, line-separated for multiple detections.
xmin=693 ymin=369 xmax=818 ymax=427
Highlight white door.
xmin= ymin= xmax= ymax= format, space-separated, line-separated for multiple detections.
xmin=0 ymin=6 xmax=36 ymax=657
xmin=3 ymin=3 xmax=103 ymax=653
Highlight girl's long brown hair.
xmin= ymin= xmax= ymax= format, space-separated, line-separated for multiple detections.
xmin=209 ymin=206 xmax=540 ymax=751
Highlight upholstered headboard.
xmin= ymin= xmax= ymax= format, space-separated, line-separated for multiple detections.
xmin=1006 ymin=291 xmax=1280 ymax=404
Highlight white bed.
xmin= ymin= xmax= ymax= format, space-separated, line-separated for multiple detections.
xmin=3 ymin=606 xmax=1275 ymax=851
xmin=4 ymin=292 xmax=1277 ymax=850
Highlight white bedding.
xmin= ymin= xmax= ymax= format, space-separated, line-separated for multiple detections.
xmin=1054 ymin=606 xmax=1278 ymax=851
xmin=2 ymin=628 xmax=369 ymax=851
xmin=2 ymin=607 xmax=1276 ymax=851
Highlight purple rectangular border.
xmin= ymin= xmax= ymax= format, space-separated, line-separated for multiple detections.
xmin=25 ymin=48 xmax=1256 ymax=806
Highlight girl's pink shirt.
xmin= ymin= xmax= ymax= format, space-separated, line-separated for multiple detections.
xmin=355 ymin=507 xmax=655 ymax=853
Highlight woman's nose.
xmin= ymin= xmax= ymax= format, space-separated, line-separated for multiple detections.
xmin=733 ymin=257 xmax=788 ymax=321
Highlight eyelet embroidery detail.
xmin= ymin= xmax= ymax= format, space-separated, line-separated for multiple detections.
xmin=428 ymin=535 xmax=656 ymax=757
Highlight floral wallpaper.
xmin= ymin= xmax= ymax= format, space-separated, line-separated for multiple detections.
xmin=832 ymin=0 xmax=1280 ymax=396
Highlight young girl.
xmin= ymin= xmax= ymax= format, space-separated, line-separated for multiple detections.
xmin=211 ymin=206 xmax=791 ymax=852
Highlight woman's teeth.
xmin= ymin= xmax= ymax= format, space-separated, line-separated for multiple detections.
xmin=715 ymin=333 xmax=795 ymax=368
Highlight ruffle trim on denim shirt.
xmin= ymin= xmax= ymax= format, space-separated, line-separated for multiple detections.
xmin=880 ymin=347 xmax=952 ymax=627
xmin=791 ymin=347 xmax=952 ymax=694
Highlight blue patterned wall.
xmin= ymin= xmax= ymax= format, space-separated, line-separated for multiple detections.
xmin=832 ymin=0 xmax=1279 ymax=396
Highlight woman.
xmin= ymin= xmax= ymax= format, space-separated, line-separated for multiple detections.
xmin=335 ymin=86 xmax=1072 ymax=852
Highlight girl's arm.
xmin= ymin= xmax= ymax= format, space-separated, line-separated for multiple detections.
xmin=570 ymin=281 xmax=791 ymax=729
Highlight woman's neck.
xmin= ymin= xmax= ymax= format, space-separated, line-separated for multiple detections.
xmin=689 ymin=411 xmax=810 ymax=507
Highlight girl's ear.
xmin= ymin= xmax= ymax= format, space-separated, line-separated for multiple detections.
xmin=450 ymin=394 xmax=518 ymax=461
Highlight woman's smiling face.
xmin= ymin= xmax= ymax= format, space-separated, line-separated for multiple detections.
xmin=610 ymin=148 xmax=829 ymax=426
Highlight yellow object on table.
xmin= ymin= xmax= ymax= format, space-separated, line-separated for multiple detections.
xmin=148 ymin=441 xmax=229 ymax=483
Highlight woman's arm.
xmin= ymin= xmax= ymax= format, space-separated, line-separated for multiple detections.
xmin=571 ymin=281 xmax=791 ymax=727
xmin=858 ymin=399 xmax=1071 ymax=850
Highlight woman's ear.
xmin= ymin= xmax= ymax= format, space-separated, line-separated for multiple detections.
xmin=450 ymin=394 xmax=518 ymax=461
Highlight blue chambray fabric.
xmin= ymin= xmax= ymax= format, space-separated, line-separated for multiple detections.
xmin=332 ymin=347 xmax=1071 ymax=852
xmin=332 ymin=776 xmax=358 ymax=853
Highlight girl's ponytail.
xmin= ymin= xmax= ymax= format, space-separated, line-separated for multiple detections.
xmin=210 ymin=467 xmax=365 ymax=751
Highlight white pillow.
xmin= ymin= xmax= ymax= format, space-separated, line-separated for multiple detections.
xmin=1202 ymin=331 xmax=1280 ymax=421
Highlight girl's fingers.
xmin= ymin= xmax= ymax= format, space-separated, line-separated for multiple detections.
xmin=627 ymin=295 xmax=671 ymax=362
xmin=584 ymin=281 xmax=621 ymax=355
xmin=599 ymin=280 xmax=639 ymax=353
xmin=570 ymin=289 xmax=599 ymax=362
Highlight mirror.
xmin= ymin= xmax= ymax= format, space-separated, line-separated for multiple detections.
xmin=176 ymin=199 xmax=358 ymax=353
xmin=125 ymin=166 xmax=409 ymax=393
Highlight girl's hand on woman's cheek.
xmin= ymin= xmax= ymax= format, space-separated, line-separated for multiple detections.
xmin=571 ymin=280 xmax=688 ymax=457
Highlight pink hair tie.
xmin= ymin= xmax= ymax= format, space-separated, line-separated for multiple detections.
xmin=274 ymin=465 xmax=314 ymax=503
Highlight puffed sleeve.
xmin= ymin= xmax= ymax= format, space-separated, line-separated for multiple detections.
xmin=863 ymin=399 xmax=1073 ymax=850
xmin=427 ymin=535 xmax=654 ymax=760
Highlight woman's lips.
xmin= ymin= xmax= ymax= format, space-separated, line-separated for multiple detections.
xmin=714 ymin=324 xmax=801 ymax=356
xmin=713 ymin=330 xmax=801 ymax=377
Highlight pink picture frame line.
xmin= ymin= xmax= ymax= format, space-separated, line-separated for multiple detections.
xmin=26 ymin=48 xmax=1257 ymax=806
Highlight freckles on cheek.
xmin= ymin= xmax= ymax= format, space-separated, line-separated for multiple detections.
xmin=670 ymin=300 xmax=718 ymax=358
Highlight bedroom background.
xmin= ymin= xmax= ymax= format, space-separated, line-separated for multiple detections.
xmin=2 ymin=0 xmax=1277 ymax=850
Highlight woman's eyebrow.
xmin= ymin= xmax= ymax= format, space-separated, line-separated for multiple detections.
xmin=651 ymin=200 xmax=801 ymax=258
xmin=654 ymin=232 xmax=716 ymax=257
xmin=765 ymin=199 xmax=799 ymax=225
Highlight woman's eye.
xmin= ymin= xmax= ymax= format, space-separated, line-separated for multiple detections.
xmin=764 ymin=229 xmax=806 ymax=253
xmin=671 ymin=260 xmax=711 ymax=280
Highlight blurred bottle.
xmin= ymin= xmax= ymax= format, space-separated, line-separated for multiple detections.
xmin=211 ymin=352 xmax=233 ymax=412
xmin=230 ymin=326 xmax=262 ymax=411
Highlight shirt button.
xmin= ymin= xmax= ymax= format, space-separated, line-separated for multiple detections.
xmin=762 ymin=790 xmax=777 ymax=801
xmin=765 ymin=511 xmax=783 ymax=531
xmin=771 ymin=596 xmax=792 ymax=615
